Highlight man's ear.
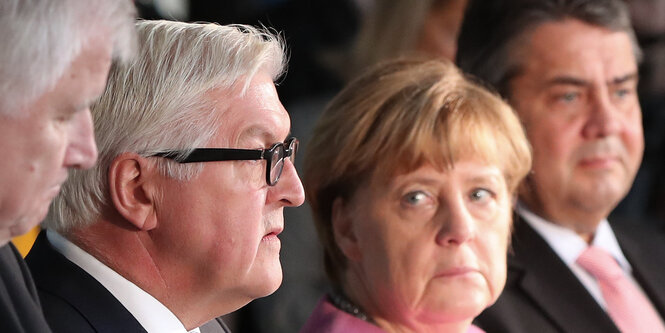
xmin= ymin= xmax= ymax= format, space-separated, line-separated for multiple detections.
xmin=108 ymin=153 xmax=158 ymax=231
xmin=331 ymin=197 xmax=362 ymax=262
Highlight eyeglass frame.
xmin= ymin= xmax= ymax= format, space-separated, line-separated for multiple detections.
xmin=151 ymin=137 xmax=298 ymax=186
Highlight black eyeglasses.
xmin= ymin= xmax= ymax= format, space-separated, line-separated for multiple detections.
xmin=152 ymin=137 xmax=298 ymax=186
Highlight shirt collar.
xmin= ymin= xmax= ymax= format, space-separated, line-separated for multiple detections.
xmin=46 ymin=230 xmax=201 ymax=333
xmin=515 ymin=202 xmax=632 ymax=273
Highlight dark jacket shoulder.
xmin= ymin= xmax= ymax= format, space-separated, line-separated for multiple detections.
xmin=0 ymin=242 xmax=53 ymax=332
xmin=25 ymin=231 xmax=146 ymax=333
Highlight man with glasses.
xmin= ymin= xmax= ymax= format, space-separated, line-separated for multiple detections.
xmin=25 ymin=20 xmax=304 ymax=333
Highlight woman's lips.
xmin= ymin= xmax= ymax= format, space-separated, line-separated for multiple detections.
xmin=435 ymin=266 xmax=479 ymax=278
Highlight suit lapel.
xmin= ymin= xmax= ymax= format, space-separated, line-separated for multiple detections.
xmin=26 ymin=231 xmax=147 ymax=333
xmin=509 ymin=217 xmax=620 ymax=333
xmin=200 ymin=318 xmax=231 ymax=333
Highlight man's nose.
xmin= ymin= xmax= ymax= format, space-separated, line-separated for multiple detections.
xmin=63 ymin=110 xmax=98 ymax=170
xmin=273 ymin=158 xmax=306 ymax=207
xmin=582 ymin=88 xmax=623 ymax=139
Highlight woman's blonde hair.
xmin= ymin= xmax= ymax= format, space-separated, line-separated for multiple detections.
xmin=304 ymin=58 xmax=531 ymax=287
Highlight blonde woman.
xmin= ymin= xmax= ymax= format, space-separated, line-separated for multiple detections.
xmin=301 ymin=58 xmax=531 ymax=333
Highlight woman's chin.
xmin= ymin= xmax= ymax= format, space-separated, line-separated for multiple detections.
xmin=416 ymin=290 xmax=489 ymax=324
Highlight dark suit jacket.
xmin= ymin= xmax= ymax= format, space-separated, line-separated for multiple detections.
xmin=25 ymin=231 xmax=230 ymax=333
xmin=0 ymin=242 xmax=52 ymax=332
xmin=475 ymin=215 xmax=665 ymax=333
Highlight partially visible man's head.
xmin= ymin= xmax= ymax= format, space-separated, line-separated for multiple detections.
xmin=0 ymin=0 xmax=136 ymax=243
xmin=46 ymin=20 xmax=304 ymax=327
xmin=457 ymin=0 xmax=643 ymax=237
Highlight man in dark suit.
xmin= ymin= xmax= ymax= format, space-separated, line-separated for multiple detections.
xmin=0 ymin=1 xmax=136 ymax=332
xmin=26 ymin=20 xmax=305 ymax=333
xmin=456 ymin=0 xmax=665 ymax=332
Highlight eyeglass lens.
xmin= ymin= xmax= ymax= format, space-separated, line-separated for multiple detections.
xmin=268 ymin=139 xmax=298 ymax=186
xmin=269 ymin=146 xmax=285 ymax=185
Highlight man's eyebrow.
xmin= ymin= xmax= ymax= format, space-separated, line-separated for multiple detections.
xmin=609 ymin=72 xmax=638 ymax=85
xmin=73 ymin=94 xmax=103 ymax=112
xmin=545 ymin=76 xmax=589 ymax=87
xmin=544 ymin=72 xmax=639 ymax=88
xmin=239 ymin=125 xmax=291 ymax=146
xmin=239 ymin=126 xmax=273 ymax=145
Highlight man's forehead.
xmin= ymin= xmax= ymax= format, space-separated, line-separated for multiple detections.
xmin=208 ymin=73 xmax=290 ymax=146
xmin=224 ymin=104 xmax=291 ymax=146
xmin=515 ymin=19 xmax=637 ymax=84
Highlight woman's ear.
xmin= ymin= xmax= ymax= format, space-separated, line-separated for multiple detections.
xmin=108 ymin=153 xmax=158 ymax=231
xmin=331 ymin=197 xmax=362 ymax=262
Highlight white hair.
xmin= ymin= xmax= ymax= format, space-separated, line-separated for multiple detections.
xmin=0 ymin=0 xmax=137 ymax=115
xmin=45 ymin=20 xmax=287 ymax=232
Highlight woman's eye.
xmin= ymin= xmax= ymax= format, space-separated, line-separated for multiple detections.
xmin=402 ymin=191 xmax=430 ymax=206
xmin=469 ymin=188 xmax=493 ymax=203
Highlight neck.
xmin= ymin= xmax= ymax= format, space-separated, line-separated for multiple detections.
xmin=0 ymin=231 xmax=9 ymax=247
xmin=66 ymin=216 xmax=241 ymax=330
xmin=66 ymin=219 xmax=181 ymax=316
xmin=518 ymin=198 xmax=602 ymax=244
xmin=329 ymin=290 xmax=373 ymax=323
xmin=1 ymin=219 xmax=21 ymax=246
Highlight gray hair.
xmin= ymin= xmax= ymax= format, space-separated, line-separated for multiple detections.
xmin=0 ymin=0 xmax=137 ymax=115
xmin=45 ymin=20 xmax=287 ymax=232
xmin=456 ymin=0 xmax=642 ymax=97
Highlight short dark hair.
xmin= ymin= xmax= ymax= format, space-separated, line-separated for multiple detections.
xmin=455 ymin=0 xmax=640 ymax=97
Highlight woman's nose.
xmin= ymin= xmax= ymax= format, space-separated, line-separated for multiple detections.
xmin=436 ymin=197 xmax=476 ymax=246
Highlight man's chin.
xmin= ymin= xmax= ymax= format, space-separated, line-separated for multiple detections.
xmin=574 ymin=179 xmax=626 ymax=210
xmin=10 ymin=209 xmax=48 ymax=238
xmin=252 ymin=268 xmax=283 ymax=299
xmin=9 ymin=221 xmax=36 ymax=239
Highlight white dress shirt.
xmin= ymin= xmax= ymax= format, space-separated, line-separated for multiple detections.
xmin=516 ymin=202 xmax=651 ymax=309
xmin=47 ymin=230 xmax=201 ymax=333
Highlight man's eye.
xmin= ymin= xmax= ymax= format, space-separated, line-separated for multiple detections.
xmin=613 ymin=88 xmax=631 ymax=99
xmin=559 ymin=92 xmax=579 ymax=103
xmin=56 ymin=112 xmax=76 ymax=122
xmin=56 ymin=105 xmax=85 ymax=122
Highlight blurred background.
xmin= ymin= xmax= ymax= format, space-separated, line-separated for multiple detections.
xmin=12 ymin=0 xmax=665 ymax=331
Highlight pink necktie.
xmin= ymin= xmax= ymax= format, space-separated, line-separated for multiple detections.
xmin=577 ymin=246 xmax=665 ymax=333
